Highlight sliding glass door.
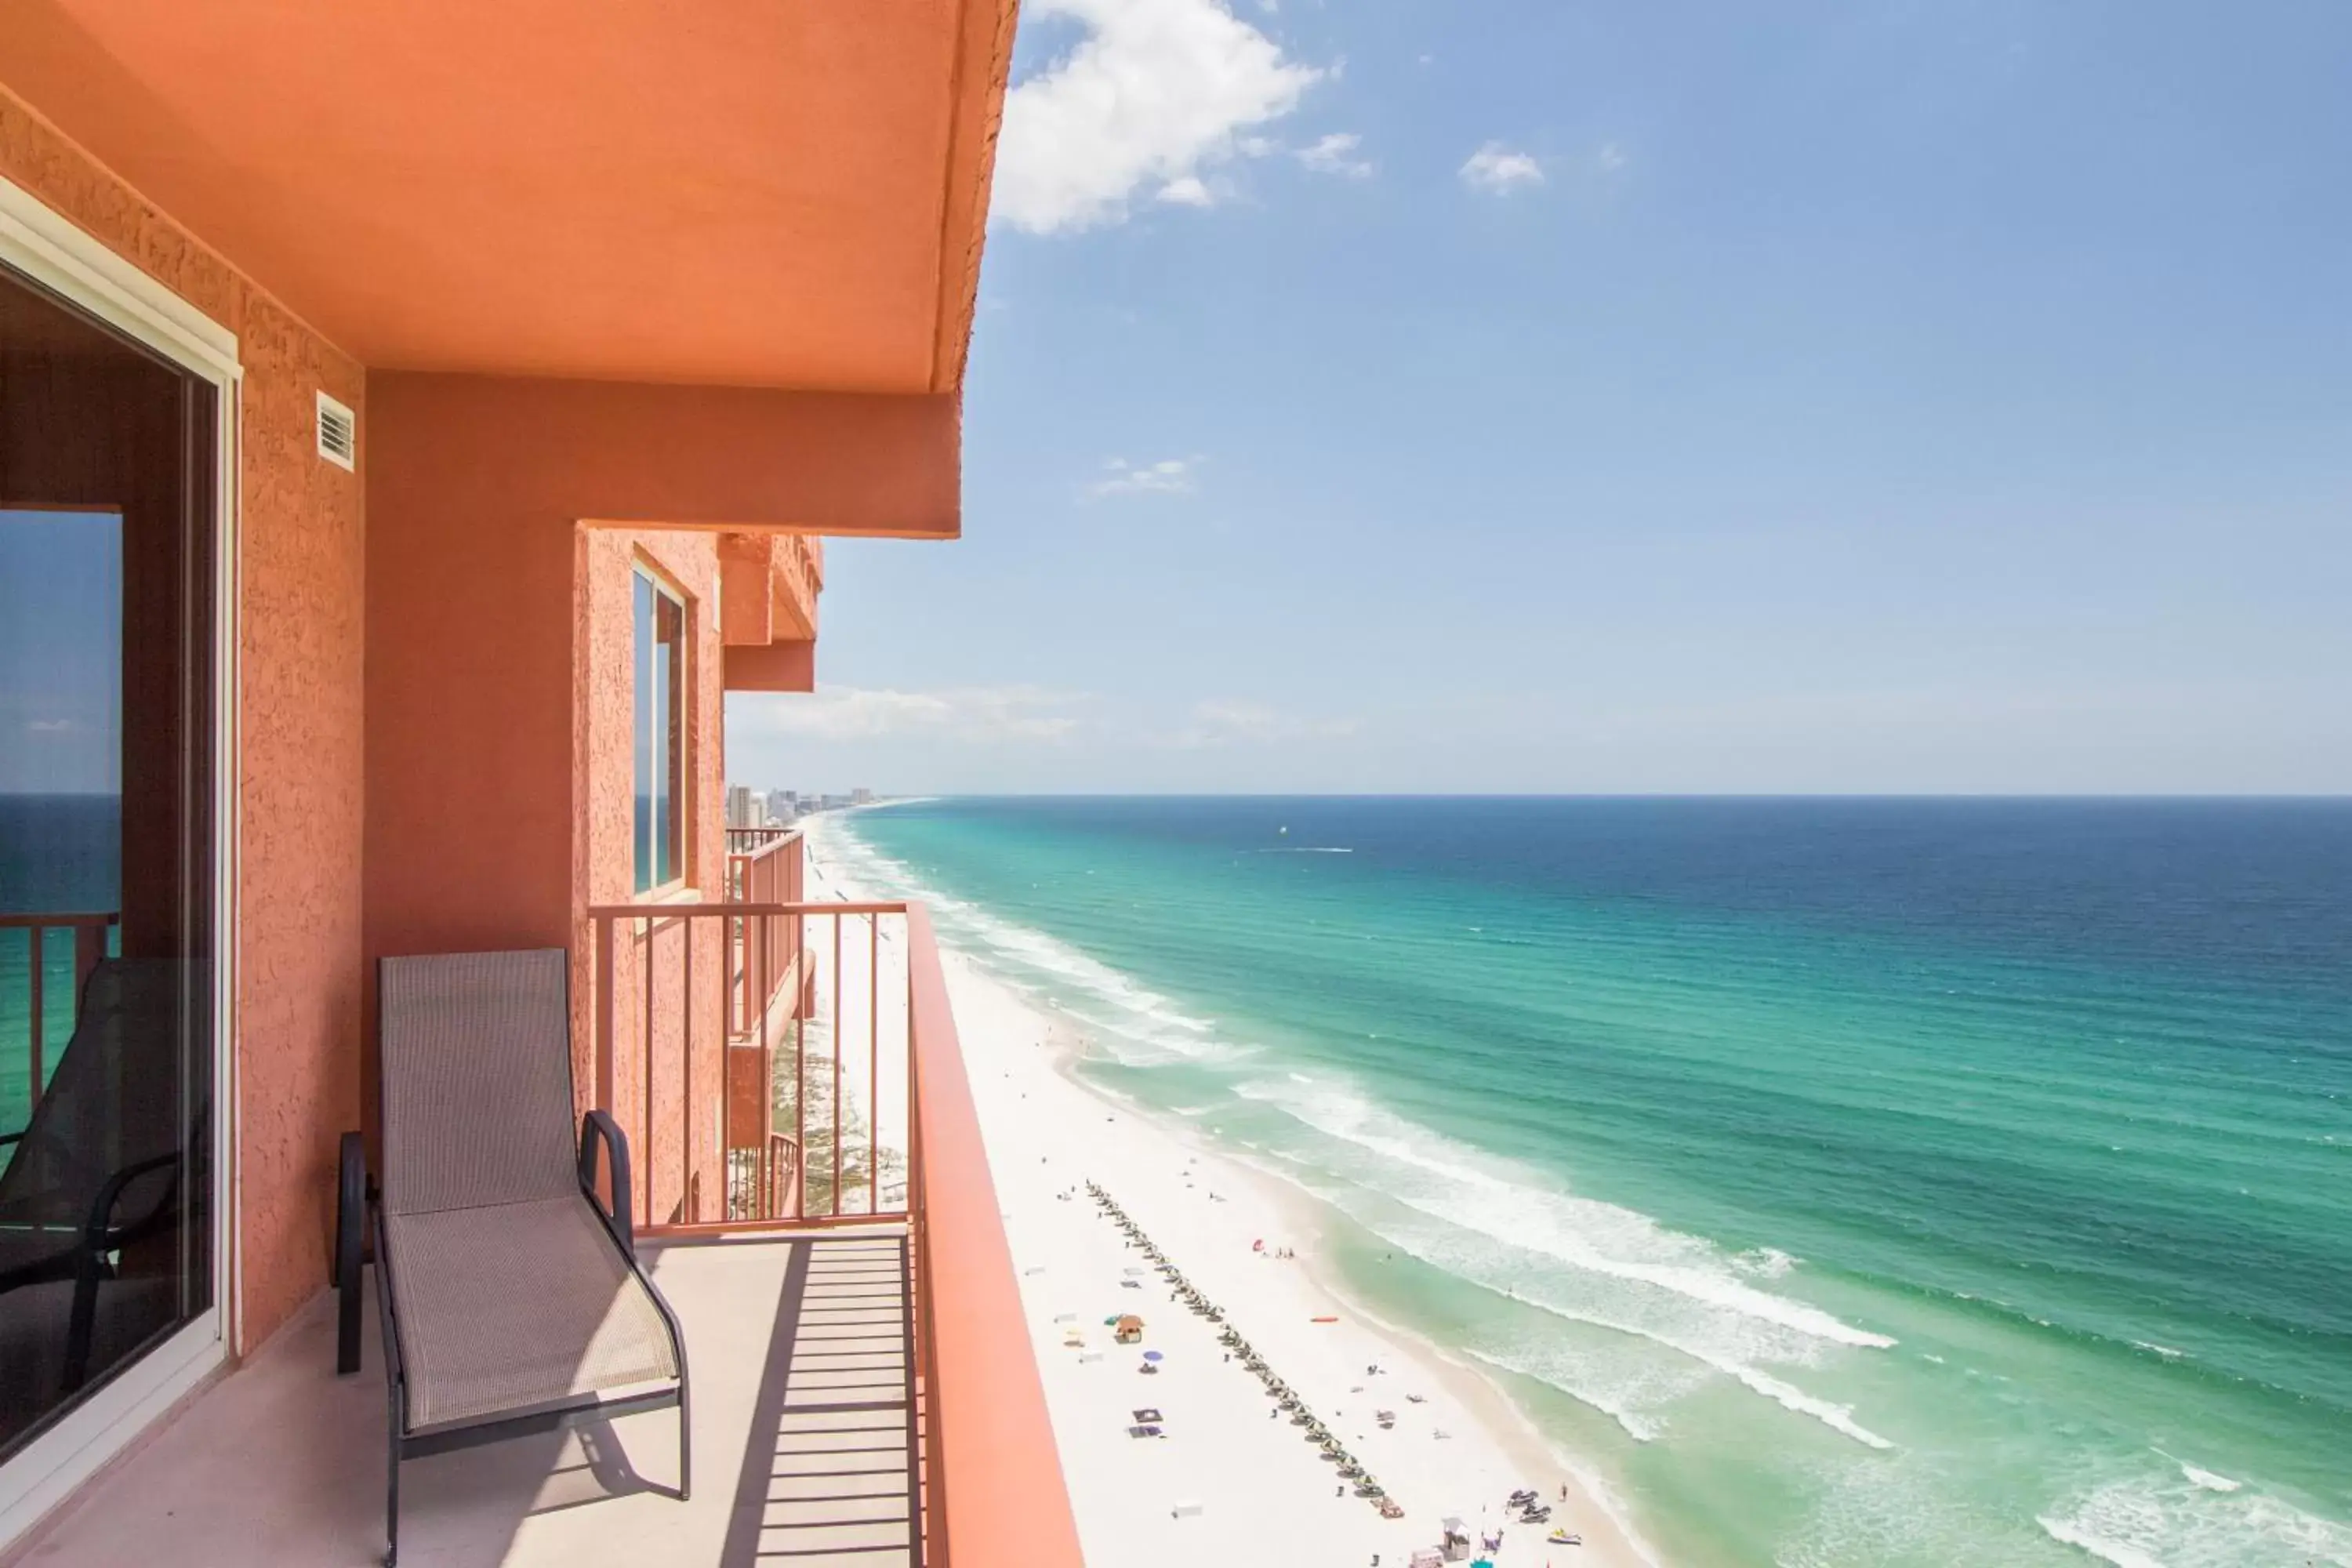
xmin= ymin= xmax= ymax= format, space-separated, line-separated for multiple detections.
xmin=0 ymin=263 xmax=218 ymax=1459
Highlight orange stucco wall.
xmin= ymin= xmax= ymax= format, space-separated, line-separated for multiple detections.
xmin=369 ymin=379 xmax=901 ymax=1213
xmin=365 ymin=372 xmax=942 ymax=1018
xmin=574 ymin=528 xmax=728 ymax=1223
xmin=0 ymin=86 xmax=367 ymax=1354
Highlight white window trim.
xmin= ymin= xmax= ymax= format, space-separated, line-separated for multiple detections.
xmin=0 ymin=171 xmax=243 ymax=1548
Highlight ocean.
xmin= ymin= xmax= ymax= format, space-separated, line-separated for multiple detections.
xmin=819 ymin=797 xmax=2352 ymax=1568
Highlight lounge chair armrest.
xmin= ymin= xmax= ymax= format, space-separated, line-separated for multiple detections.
xmin=336 ymin=1131 xmax=368 ymax=1374
xmin=0 ymin=1131 xmax=22 ymax=1148
xmin=578 ymin=1110 xmax=634 ymax=1258
xmin=82 ymin=1151 xmax=180 ymax=1255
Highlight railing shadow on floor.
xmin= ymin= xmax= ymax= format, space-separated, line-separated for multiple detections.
xmin=720 ymin=1233 xmax=917 ymax=1567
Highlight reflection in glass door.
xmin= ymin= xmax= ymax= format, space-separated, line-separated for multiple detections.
xmin=0 ymin=265 xmax=216 ymax=1457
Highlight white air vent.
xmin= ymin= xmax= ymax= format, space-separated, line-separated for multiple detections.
xmin=315 ymin=390 xmax=357 ymax=471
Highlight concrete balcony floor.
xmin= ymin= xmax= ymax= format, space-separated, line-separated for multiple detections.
xmin=24 ymin=1232 xmax=918 ymax=1566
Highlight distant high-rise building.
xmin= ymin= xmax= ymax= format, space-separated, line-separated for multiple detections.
xmin=852 ymin=787 xmax=873 ymax=806
xmin=725 ymin=784 xmax=752 ymax=828
xmin=767 ymin=789 xmax=796 ymax=822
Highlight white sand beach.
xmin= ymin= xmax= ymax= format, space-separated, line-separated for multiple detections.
xmin=810 ymin=837 xmax=1653 ymax=1568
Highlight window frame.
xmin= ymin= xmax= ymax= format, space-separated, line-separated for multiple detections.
xmin=630 ymin=557 xmax=693 ymax=898
xmin=0 ymin=172 xmax=240 ymax=1550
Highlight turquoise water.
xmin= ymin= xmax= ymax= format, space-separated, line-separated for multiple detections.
xmin=823 ymin=797 xmax=2351 ymax=1567
xmin=0 ymin=794 xmax=120 ymax=1141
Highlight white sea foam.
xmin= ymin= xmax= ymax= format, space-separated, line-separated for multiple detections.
xmin=2148 ymin=1451 xmax=2245 ymax=1495
xmin=1221 ymin=1073 xmax=1902 ymax=1449
xmin=2038 ymin=1472 xmax=2352 ymax=1568
xmin=1461 ymin=1345 xmax=1668 ymax=1443
xmin=1475 ymin=1298 xmax=1896 ymax=1450
xmin=813 ymin=819 xmax=1245 ymax=1066
xmin=1439 ymin=1225 xmax=1897 ymax=1451
xmin=1733 ymin=1245 xmax=1798 ymax=1279
xmin=2037 ymin=1513 xmax=2170 ymax=1568
xmin=1236 ymin=1073 xmax=1896 ymax=1350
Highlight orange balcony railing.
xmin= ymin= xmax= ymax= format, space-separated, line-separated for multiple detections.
xmin=724 ymin=826 xmax=805 ymax=1040
xmin=1 ymin=911 xmax=118 ymax=1125
xmin=905 ymin=903 xmax=1085 ymax=1567
xmin=724 ymin=822 xmax=800 ymax=868
xmin=587 ymin=896 xmax=896 ymax=1231
xmin=580 ymin=896 xmax=1083 ymax=1566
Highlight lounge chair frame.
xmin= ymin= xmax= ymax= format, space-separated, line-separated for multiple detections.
xmin=334 ymin=954 xmax=690 ymax=1568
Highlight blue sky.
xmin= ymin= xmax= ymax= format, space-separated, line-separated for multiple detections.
xmin=1 ymin=510 xmax=120 ymax=794
xmin=729 ymin=0 xmax=2352 ymax=795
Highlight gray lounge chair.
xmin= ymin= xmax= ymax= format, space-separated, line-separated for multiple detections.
xmin=336 ymin=949 xmax=688 ymax=1566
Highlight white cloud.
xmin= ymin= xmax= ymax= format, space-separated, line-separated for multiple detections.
xmin=1460 ymin=141 xmax=1544 ymax=194
xmin=742 ymin=686 xmax=1087 ymax=744
xmin=24 ymin=718 xmax=77 ymax=734
xmin=1595 ymin=140 xmax=1628 ymax=175
xmin=1297 ymin=132 xmax=1374 ymax=179
xmin=1086 ymin=456 xmax=1200 ymax=499
xmin=1159 ymin=699 xmax=1360 ymax=749
xmin=994 ymin=0 xmax=1325 ymax=234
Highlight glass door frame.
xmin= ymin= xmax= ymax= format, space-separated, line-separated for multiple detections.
xmin=0 ymin=172 xmax=241 ymax=1544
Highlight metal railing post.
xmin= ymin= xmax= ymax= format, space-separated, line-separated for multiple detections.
xmin=25 ymin=926 xmax=42 ymax=1111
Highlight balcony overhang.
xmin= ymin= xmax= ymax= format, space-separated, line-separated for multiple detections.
xmin=372 ymin=373 xmax=961 ymax=539
xmin=719 ymin=532 xmax=820 ymax=692
xmin=0 ymin=0 xmax=1017 ymax=397
xmin=724 ymin=641 xmax=817 ymax=695
xmin=719 ymin=534 xmax=822 ymax=647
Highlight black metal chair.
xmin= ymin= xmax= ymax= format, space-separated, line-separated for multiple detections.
xmin=0 ymin=959 xmax=191 ymax=1400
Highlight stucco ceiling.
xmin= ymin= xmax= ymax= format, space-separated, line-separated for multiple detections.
xmin=0 ymin=0 xmax=1012 ymax=393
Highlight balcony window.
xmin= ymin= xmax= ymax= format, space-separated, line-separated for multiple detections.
xmin=633 ymin=568 xmax=688 ymax=893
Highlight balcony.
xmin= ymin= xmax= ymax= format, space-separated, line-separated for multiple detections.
xmin=14 ymin=900 xmax=1080 ymax=1566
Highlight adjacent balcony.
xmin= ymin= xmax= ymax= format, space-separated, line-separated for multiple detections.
xmin=13 ymin=891 xmax=1080 ymax=1566
xmin=0 ymin=911 xmax=118 ymax=1137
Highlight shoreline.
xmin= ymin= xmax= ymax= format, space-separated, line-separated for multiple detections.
xmin=1233 ymin=1147 xmax=1664 ymax=1567
xmin=1051 ymin=1022 xmax=1661 ymax=1567
xmin=809 ymin=839 xmax=1653 ymax=1566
